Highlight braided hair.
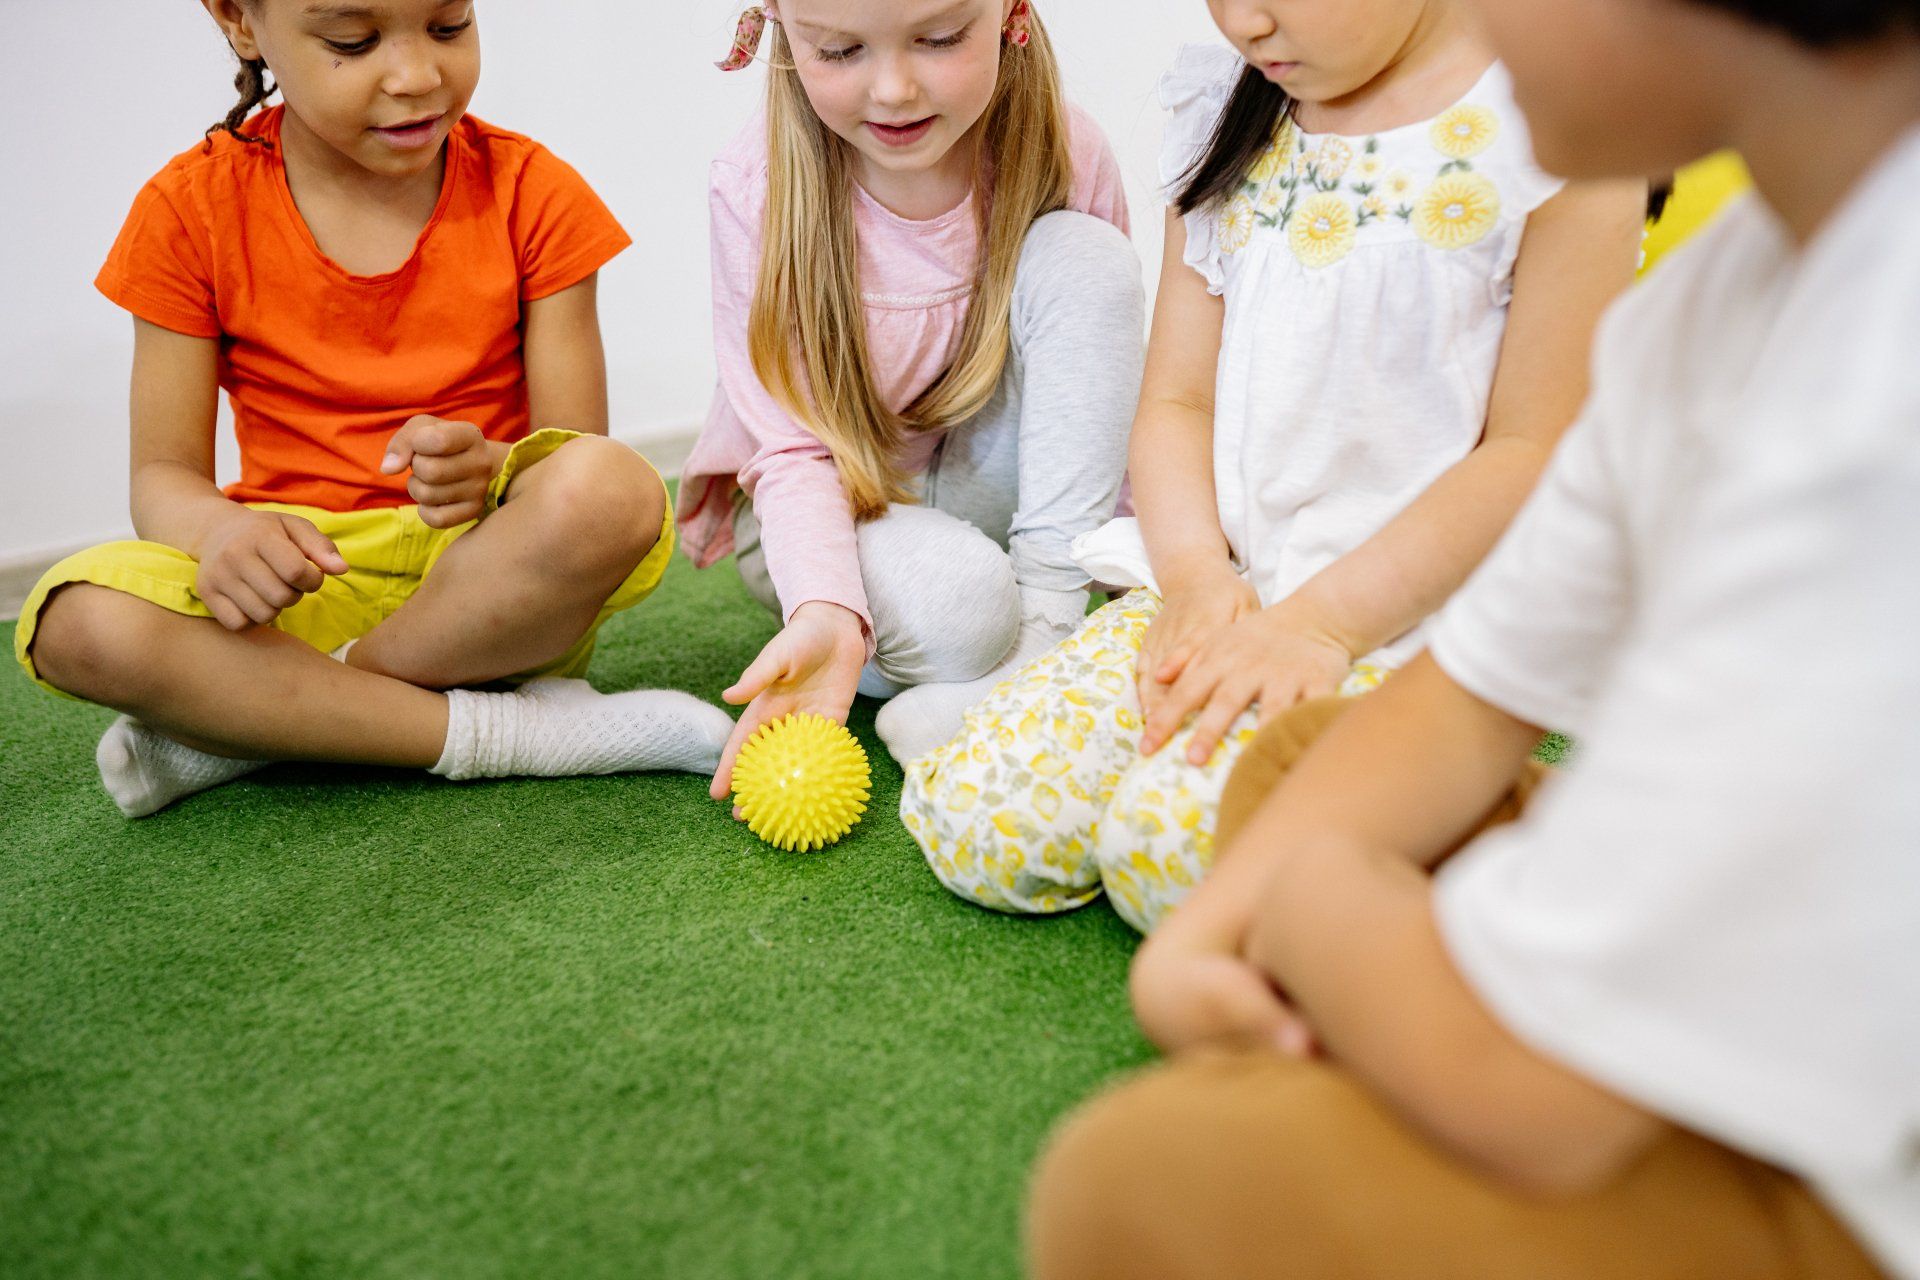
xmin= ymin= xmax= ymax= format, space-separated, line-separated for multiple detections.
xmin=206 ymin=43 xmax=279 ymax=149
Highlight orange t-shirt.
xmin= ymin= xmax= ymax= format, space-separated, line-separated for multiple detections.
xmin=96 ymin=108 xmax=632 ymax=512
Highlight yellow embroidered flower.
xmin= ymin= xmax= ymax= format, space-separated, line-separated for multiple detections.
xmin=1413 ymin=172 xmax=1501 ymax=250
xmin=1361 ymin=195 xmax=1389 ymax=219
xmin=1247 ymin=137 xmax=1288 ymax=185
xmin=1289 ymin=192 xmax=1357 ymax=267
xmin=1219 ymin=193 xmax=1257 ymax=255
xmin=1311 ymin=137 xmax=1354 ymax=183
xmin=1255 ymin=184 xmax=1286 ymax=219
xmin=1358 ymin=154 xmax=1384 ymax=180
xmin=1383 ymin=171 xmax=1418 ymax=201
xmin=1431 ymin=104 xmax=1499 ymax=159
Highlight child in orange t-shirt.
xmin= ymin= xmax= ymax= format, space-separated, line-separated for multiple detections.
xmin=14 ymin=0 xmax=732 ymax=817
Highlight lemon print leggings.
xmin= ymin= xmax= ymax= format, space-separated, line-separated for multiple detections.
xmin=899 ymin=592 xmax=1386 ymax=934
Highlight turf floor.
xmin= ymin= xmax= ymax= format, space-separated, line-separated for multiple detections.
xmin=0 ymin=551 xmax=1154 ymax=1279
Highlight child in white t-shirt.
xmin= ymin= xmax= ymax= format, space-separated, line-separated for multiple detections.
xmin=1034 ymin=1 xmax=1920 ymax=1277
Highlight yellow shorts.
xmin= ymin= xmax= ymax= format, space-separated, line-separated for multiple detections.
xmin=15 ymin=429 xmax=673 ymax=700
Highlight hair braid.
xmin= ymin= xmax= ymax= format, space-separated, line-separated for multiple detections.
xmin=207 ymin=52 xmax=278 ymax=149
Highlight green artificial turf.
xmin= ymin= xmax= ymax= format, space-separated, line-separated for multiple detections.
xmin=0 ymin=553 xmax=1154 ymax=1280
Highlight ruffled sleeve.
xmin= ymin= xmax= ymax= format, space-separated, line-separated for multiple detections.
xmin=1480 ymin=63 xmax=1569 ymax=305
xmin=1158 ymin=43 xmax=1244 ymax=297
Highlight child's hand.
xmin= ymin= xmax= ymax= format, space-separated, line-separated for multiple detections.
xmin=711 ymin=601 xmax=869 ymax=803
xmin=381 ymin=415 xmax=510 ymax=529
xmin=195 ymin=507 xmax=350 ymax=631
xmin=1138 ymin=568 xmax=1260 ymax=745
xmin=1131 ymin=928 xmax=1318 ymax=1059
xmin=1141 ymin=605 xmax=1352 ymax=764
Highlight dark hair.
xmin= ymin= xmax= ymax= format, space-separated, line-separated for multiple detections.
xmin=1176 ymin=66 xmax=1288 ymax=217
xmin=1178 ymin=65 xmax=1677 ymax=222
xmin=1692 ymin=0 xmax=1919 ymax=44
xmin=206 ymin=16 xmax=280 ymax=151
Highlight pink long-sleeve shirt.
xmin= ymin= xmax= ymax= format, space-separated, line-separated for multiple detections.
xmin=676 ymin=106 xmax=1131 ymax=646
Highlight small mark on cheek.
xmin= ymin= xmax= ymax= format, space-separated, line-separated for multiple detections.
xmin=333 ymin=59 xmax=343 ymax=69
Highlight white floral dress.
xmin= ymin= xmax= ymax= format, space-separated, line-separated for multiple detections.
xmin=901 ymin=47 xmax=1562 ymax=934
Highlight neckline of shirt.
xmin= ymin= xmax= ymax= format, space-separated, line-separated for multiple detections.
xmin=1291 ymin=59 xmax=1503 ymax=145
xmin=260 ymin=106 xmax=466 ymax=287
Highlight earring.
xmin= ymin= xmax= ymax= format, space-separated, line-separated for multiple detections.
xmin=716 ymin=7 xmax=770 ymax=72
xmin=1003 ymin=1 xmax=1032 ymax=47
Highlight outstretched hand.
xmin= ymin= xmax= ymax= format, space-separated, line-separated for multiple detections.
xmin=711 ymin=601 xmax=869 ymax=803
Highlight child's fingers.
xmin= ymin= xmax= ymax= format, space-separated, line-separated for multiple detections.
xmin=1185 ymin=684 xmax=1255 ymax=766
xmin=419 ymin=500 xmax=485 ymax=531
xmin=260 ymin=535 xmax=325 ymax=596
xmin=711 ymin=707 xmax=769 ymax=799
xmin=408 ymin=450 xmax=488 ymax=487
xmin=723 ymin=643 xmax=790 ymax=707
xmin=1141 ymin=672 xmax=1208 ymax=756
xmin=236 ymin=557 xmax=303 ymax=613
xmin=407 ymin=475 xmax=482 ymax=508
xmin=407 ymin=418 xmax=482 ymax=460
xmin=220 ymin=577 xmax=281 ymax=628
xmin=202 ymin=589 xmax=253 ymax=633
xmin=281 ymin=517 xmax=350 ymax=575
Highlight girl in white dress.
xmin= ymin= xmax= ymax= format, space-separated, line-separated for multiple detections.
xmin=901 ymin=0 xmax=1648 ymax=932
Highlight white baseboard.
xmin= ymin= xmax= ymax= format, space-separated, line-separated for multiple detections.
xmin=0 ymin=426 xmax=700 ymax=624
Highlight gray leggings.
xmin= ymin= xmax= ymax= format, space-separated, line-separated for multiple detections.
xmin=736 ymin=210 xmax=1146 ymax=697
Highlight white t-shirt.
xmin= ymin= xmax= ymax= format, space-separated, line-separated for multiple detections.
xmin=1074 ymin=44 xmax=1563 ymax=670
xmin=1432 ymin=128 xmax=1920 ymax=1279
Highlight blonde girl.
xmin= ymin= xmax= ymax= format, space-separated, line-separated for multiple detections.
xmin=903 ymin=0 xmax=1648 ymax=931
xmin=678 ymin=0 xmax=1146 ymax=796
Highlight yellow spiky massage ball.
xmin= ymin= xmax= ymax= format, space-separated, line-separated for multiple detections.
xmin=730 ymin=713 xmax=872 ymax=852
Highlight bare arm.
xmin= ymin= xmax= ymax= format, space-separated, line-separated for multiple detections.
xmin=1133 ymin=211 xmax=1232 ymax=585
xmin=1237 ymin=657 xmax=1668 ymax=1195
xmin=521 ymin=274 xmax=611 ymax=437
xmin=128 ymin=318 xmax=242 ymax=555
xmin=126 ymin=317 xmax=347 ymax=629
xmin=1287 ymin=179 xmax=1647 ymax=657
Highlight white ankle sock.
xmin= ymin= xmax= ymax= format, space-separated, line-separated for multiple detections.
xmin=97 ymin=716 xmax=269 ymax=819
xmin=876 ymin=585 xmax=1089 ymax=764
xmin=329 ymin=639 xmax=358 ymax=663
xmin=430 ymin=678 xmax=735 ymax=781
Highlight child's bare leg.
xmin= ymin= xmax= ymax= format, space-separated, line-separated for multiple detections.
xmin=32 ymin=584 xmax=447 ymax=817
xmin=347 ymin=437 xmax=665 ymax=689
xmin=33 ymin=585 xmax=449 ymax=765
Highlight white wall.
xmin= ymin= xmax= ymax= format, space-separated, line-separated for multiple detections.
xmin=0 ymin=2 xmax=1221 ymax=564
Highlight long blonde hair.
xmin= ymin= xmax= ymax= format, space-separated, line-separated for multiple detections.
xmin=748 ymin=8 xmax=1074 ymax=521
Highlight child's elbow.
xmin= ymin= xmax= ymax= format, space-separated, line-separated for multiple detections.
xmin=1459 ymin=1116 xmax=1671 ymax=1202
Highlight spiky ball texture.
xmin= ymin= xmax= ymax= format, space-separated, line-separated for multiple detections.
xmin=731 ymin=714 xmax=872 ymax=852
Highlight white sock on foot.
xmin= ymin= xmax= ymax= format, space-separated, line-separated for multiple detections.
xmin=97 ymin=716 xmax=269 ymax=819
xmin=430 ymin=678 xmax=735 ymax=781
xmin=329 ymin=639 xmax=358 ymax=663
xmin=876 ymin=585 xmax=1089 ymax=764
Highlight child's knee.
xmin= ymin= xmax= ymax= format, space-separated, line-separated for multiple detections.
xmin=29 ymin=584 xmax=169 ymax=703
xmin=1016 ymin=211 xmax=1145 ymax=322
xmin=1093 ymin=754 xmax=1217 ymax=934
xmin=901 ymin=733 xmax=1100 ymax=916
xmin=861 ymin=508 xmax=1019 ymax=685
xmin=521 ymin=437 xmax=667 ymax=570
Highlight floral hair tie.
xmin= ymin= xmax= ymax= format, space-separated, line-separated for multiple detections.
xmin=717 ymin=7 xmax=770 ymax=72
xmin=1004 ymin=1 xmax=1032 ymax=47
